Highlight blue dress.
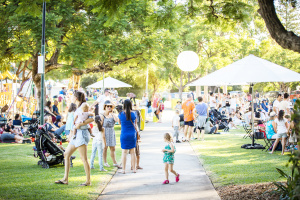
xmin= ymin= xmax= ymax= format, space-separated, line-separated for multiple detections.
xmin=119 ymin=112 xmax=137 ymax=149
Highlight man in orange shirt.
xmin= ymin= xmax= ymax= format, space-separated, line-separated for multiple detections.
xmin=182 ymin=94 xmax=195 ymax=142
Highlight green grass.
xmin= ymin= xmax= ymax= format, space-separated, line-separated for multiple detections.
xmin=0 ymin=126 xmax=121 ymax=200
xmin=190 ymin=128 xmax=290 ymax=187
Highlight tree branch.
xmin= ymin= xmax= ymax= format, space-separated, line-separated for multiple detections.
xmin=169 ymin=74 xmax=179 ymax=88
xmin=183 ymin=73 xmax=202 ymax=89
xmin=258 ymin=0 xmax=300 ymax=53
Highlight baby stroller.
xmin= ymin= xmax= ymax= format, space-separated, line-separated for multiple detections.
xmin=210 ymin=109 xmax=230 ymax=132
xmin=34 ymin=126 xmax=75 ymax=169
xmin=23 ymin=118 xmax=39 ymax=138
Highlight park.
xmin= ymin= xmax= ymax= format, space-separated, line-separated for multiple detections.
xmin=0 ymin=0 xmax=300 ymax=200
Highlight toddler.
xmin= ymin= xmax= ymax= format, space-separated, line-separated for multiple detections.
xmin=172 ymin=110 xmax=180 ymax=143
xmin=162 ymin=132 xmax=180 ymax=184
xmin=73 ymin=103 xmax=94 ymax=139
xmin=90 ymin=115 xmax=106 ymax=171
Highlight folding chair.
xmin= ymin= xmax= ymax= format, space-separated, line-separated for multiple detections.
xmin=263 ymin=138 xmax=275 ymax=152
xmin=242 ymin=122 xmax=252 ymax=139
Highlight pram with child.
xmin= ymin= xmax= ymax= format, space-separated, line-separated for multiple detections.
xmin=209 ymin=109 xmax=229 ymax=132
xmin=34 ymin=126 xmax=75 ymax=169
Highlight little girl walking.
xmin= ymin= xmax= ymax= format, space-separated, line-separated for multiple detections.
xmin=90 ymin=115 xmax=107 ymax=171
xmin=162 ymin=132 xmax=180 ymax=184
xmin=65 ymin=103 xmax=77 ymax=141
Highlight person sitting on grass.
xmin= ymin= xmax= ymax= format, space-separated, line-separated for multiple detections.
xmin=45 ymin=116 xmax=65 ymax=141
xmin=5 ymin=119 xmax=22 ymax=136
xmin=270 ymin=110 xmax=288 ymax=155
xmin=204 ymin=118 xmax=219 ymax=134
xmin=13 ymin=114 xmax=26 ymax=133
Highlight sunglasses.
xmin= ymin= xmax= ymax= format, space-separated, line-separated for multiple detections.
xmin=106 ymin=105 xmax=113 ymax=108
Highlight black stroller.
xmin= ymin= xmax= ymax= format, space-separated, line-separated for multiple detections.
xmin=34 ymin=126 xmax=75 ymax=169
xmin=24 ymin=118 xmax=39 ymax=138
xmin=210 ymin=109 xmax=230 ymax=132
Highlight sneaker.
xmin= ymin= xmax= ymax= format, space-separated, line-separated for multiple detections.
xmin=104 ymin=163 xmax=110 ymax=167
xmin=176 ymin=174 xmax=180 ymax=182
xmin=176 ymin=140 xmax=181 ymax=143
xmin=162 ymin=180 xmax=169 ymax=184
xmin=100 ymin=168 xmax=107 ymax=172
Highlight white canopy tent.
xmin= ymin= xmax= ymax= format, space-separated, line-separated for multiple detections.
xmin=188 ymin=54 xmax=300 ymax=148
xmin=87 ymin=77 xmax=132 ymax=88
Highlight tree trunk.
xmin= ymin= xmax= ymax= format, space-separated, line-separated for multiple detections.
xmin=179 ymin=71 xmax=183 ymax=100
xmin=258 ymin=0 xmax=300 ymax=53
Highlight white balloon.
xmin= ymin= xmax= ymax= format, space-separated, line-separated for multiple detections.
xmin=177 ymin=51 xmax=199 ymax=72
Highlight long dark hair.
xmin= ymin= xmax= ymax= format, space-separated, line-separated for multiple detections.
xmin=123 ymin=99 xmax=132 ymax=120
xmin=68 ymin=103 xmax=77 ymax=112
xmin=46 ymin=101 xmax=51 ymax=108
xmin=278 ymin=110 xmax=284 ymax=121
xmin=95 ymin=115 xmax=103 ymax=131
xmin=75 ymin=91 xmax=86 ymax=107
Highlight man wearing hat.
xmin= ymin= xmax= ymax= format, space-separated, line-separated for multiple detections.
xmin=90 ymin=88 xmax=111 ymax=114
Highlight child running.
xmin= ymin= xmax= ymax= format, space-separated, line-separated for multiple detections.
xmin=162 ymin=132 xmax=180 ymax=184
xmin=90 ymin=115 xmax=107 ymax=171
xmin=73 ymin=103 xmax=94 ymax=139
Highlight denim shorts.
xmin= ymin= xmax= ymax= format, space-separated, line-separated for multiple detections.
xmin=276 ymin=132 xmax=287 ymax=139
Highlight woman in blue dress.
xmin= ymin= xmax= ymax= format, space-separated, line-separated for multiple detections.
xmin=119 ymin=99 xmax=137 ymax=173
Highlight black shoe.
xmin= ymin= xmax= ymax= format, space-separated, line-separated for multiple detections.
xmin=176 ymin=140 xmax=181 ymax=143
xmin=71 ymin=156 xmax=76 ymax=160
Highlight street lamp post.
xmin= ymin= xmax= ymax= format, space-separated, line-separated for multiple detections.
xmin=40 ymin=1 xmax=46 ymax=125
xmin=177 ymin=51 xmax=199 ymax=100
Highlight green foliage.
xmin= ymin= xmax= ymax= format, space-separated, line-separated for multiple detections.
xmin=80 ymin=74 xmax=99 ymax=88
xmin=273 ymin=99 xmax=300 ymax=200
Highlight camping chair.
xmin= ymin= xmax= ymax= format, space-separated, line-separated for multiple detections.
xmin=242 ymin=122 xmax=252 ymax=139
xmin=263 ymin=137 xmax=275 ymax=152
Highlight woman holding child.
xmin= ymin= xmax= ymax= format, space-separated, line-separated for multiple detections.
xmin=55 ymin=91 xmax=93 ymax=186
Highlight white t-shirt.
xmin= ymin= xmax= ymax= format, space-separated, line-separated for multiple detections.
xmin=210 ymin=96 xmax=216 ymax=108
xmin=244 ymin=112 xmax=252 ymax=124
xmin=97 ymin=95 xmax=110 ymax=114
xmin=275 ymin=118 xmax=287 ymax=133
xmin=204 ymin=121 xmax=212 ymax=134
xmin=273 ymin=99 xmax=280 ymax=110
xmin=92 ymin=126 xmax=103 ymax=144
xmin=278 ymin=100 xmax=290 ymax=113
xmin=172 ymin=115 xmax=180 ymax=126
xmin=230 ymin=98 xmax=237 ymax=108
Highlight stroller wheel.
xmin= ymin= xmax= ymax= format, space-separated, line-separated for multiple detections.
xmin=38 ymin=160 xmax=43 ymax=165
xmin=42 ymin=162 xmax=49 ymax=169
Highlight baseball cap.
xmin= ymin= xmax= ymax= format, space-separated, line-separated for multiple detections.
xmin=270 ymin=112 xmax=276 ymax=117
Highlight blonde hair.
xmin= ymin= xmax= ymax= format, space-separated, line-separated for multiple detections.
xmin=82 ymin=103 xmax=89 ymax=112
xmin=164 ymin=132 xmax=173 ymax=142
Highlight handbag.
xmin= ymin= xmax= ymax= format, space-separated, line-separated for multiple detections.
xmin=130 ymin=118 xmax=140 ymax=140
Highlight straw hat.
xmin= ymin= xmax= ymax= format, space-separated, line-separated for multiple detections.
xmin=103 ymin=100 xmax=115 ymax=110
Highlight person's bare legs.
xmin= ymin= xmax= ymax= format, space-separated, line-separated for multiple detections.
xmin=121 ymin=149 xmax=128 ymax=173
xmin=183 ymin=125 xmax=189 ymax=140
xmin=109 ymin=146 xmax=117 ymax=164
xmin=201 ymin=130 xmax=205 ymax=141
xmin=187 ymin=126 xmax=193 ymax=141
xmin=78 ymin=145 xmax=91 ymax=185
xmin=130 ymin=148 xmax=136 ymax=173
xmin=281 ymin=137 xmax=286 ymax=155
xmin=196 ymin=129 xmax=201 ymax=141
xmin=164 ymin=163 xmax=169 ymax=180
xmin=169 ymin=164 xmax=178 ymax=177
xmin=271 ymin=138 xmax=280 ymax=154
xmin=103 ymin=146 xmax=108 ymax=164
xmin=215 ymin=125 xmax=219 ymax=133
xmin=14 ymin=135 xmax=24 ymax=143
xmin=136 ymin=155 xmax=142 ymax=169
xmin=60 ymin=144 xmax=77 ymax=184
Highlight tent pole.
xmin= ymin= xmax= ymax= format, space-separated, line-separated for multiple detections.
xmin=251 ymin=83 xmax=255 ymax=146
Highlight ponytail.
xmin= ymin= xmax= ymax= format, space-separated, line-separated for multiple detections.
xmin=278 ymin=110 xmax=284 ymax=121
xmin=95 ymin=115 xmax=103 ymax=132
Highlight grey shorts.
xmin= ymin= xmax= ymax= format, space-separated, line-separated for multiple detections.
xmin=276 ymin=132 xmax=287 ymax=139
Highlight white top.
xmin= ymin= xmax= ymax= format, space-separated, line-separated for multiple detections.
xmin=230 ymin=98 xmax=237 ymax=108
xmin=92 ymin=126 xmax=103 ymax=144
xmin=210 ymin=96 xmax=216 ymax=108
xmin=75 ymin=112 xmax=90 ymax=124
xmin=244 ymin=112 xmax=252 ymax=124
xmin=74 ymin=104 xmax=83 ymax=117
xmin=97 ymin=94 xmax=110 ymax=114
xmin=278 ymin=100 xmax=290 ymax=113
xmin=273 ymin=99 xmax=280 ymax=110
xmin=172 ymin=115 xmax=180 ymax=126
xmin=275 ymin=118 xmax=287 ymax=133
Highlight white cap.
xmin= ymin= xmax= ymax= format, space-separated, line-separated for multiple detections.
xmin=270 ymin=112 xmax=276 ymax=117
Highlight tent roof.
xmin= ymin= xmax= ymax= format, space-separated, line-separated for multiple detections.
xmin=87 ymin=77 xmax=132 ymax=88
xmin=189 ymin=54 xmax=300 ymax=86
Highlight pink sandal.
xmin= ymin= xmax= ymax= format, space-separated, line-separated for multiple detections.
xmin=176 ymin=174 xmax=180 ymax=182
xmin=162 ymin=180 xmax=169 ymax=184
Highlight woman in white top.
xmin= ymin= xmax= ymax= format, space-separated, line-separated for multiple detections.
xmin=90 ymin=115 xmax=106 ymax=171
xmin=270 ymin=110 xmax=288 ymax=155
xmin=55 ymin=91 xmax=94 ymax=186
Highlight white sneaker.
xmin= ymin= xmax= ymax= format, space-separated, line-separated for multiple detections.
xmin=104 ymin=163 xmax=110 ymax=167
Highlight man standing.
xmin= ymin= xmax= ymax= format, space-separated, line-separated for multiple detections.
xmin=255 ymin=90 xmax=259 ymax=98
xmin=90 ymin=88 xmax=111 ymax=114
xmin=209 ymin=92 xmax=216 ymax=109
xmin=182 ymin=94 xmax=195 ymax=142
xmin=193 ymin=96 xmax=209 ymax=141
xmin=278 ymin=93 xmax=290 ymax=114
xmin=272 ymin=94 xmax=282 ymax=114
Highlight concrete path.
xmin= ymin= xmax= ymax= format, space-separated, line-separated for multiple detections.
xmin=99 ymin=110 xmax=220 ymax=200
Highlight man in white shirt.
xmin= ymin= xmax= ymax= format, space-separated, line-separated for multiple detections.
xmin=278 ymin=93 xmax=290 ymax=114
xmin=272 ymin=94 xmax=282 ymax=114
xmin=209 ymin=92 xmax=216 ymax=109
xmin=90 ymin=88 xmax=111 ymax=114
xmin=230 ymin=95 xmax=237 ymax=113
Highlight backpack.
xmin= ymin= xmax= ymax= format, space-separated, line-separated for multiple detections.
xmin=160 ymin=103 xmax=165 ymax=110
xmin=147 ymin=101 xmax=151 ymax=108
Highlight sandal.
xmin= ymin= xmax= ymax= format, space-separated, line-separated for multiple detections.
xmin=113 ymin=164 xmax=122 ymax=169
xmin=55 ymin=180 xmax=68 ymax=185
xmin=136 ymin=166 xmax=143 ymax=170
xmin=104 ymin=163 xmax=110 ymax=167
xmin=79 ymin=183 xmax=91 ymax=186
xmin=119 ymin=170 xmax=125 ymax=174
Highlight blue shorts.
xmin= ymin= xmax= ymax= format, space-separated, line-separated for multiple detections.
xmin=184 ymin=121 xmax=194 ymax=127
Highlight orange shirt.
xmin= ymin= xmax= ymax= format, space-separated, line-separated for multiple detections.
xmin=182 ymin=100 xmax=195 ymax=122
